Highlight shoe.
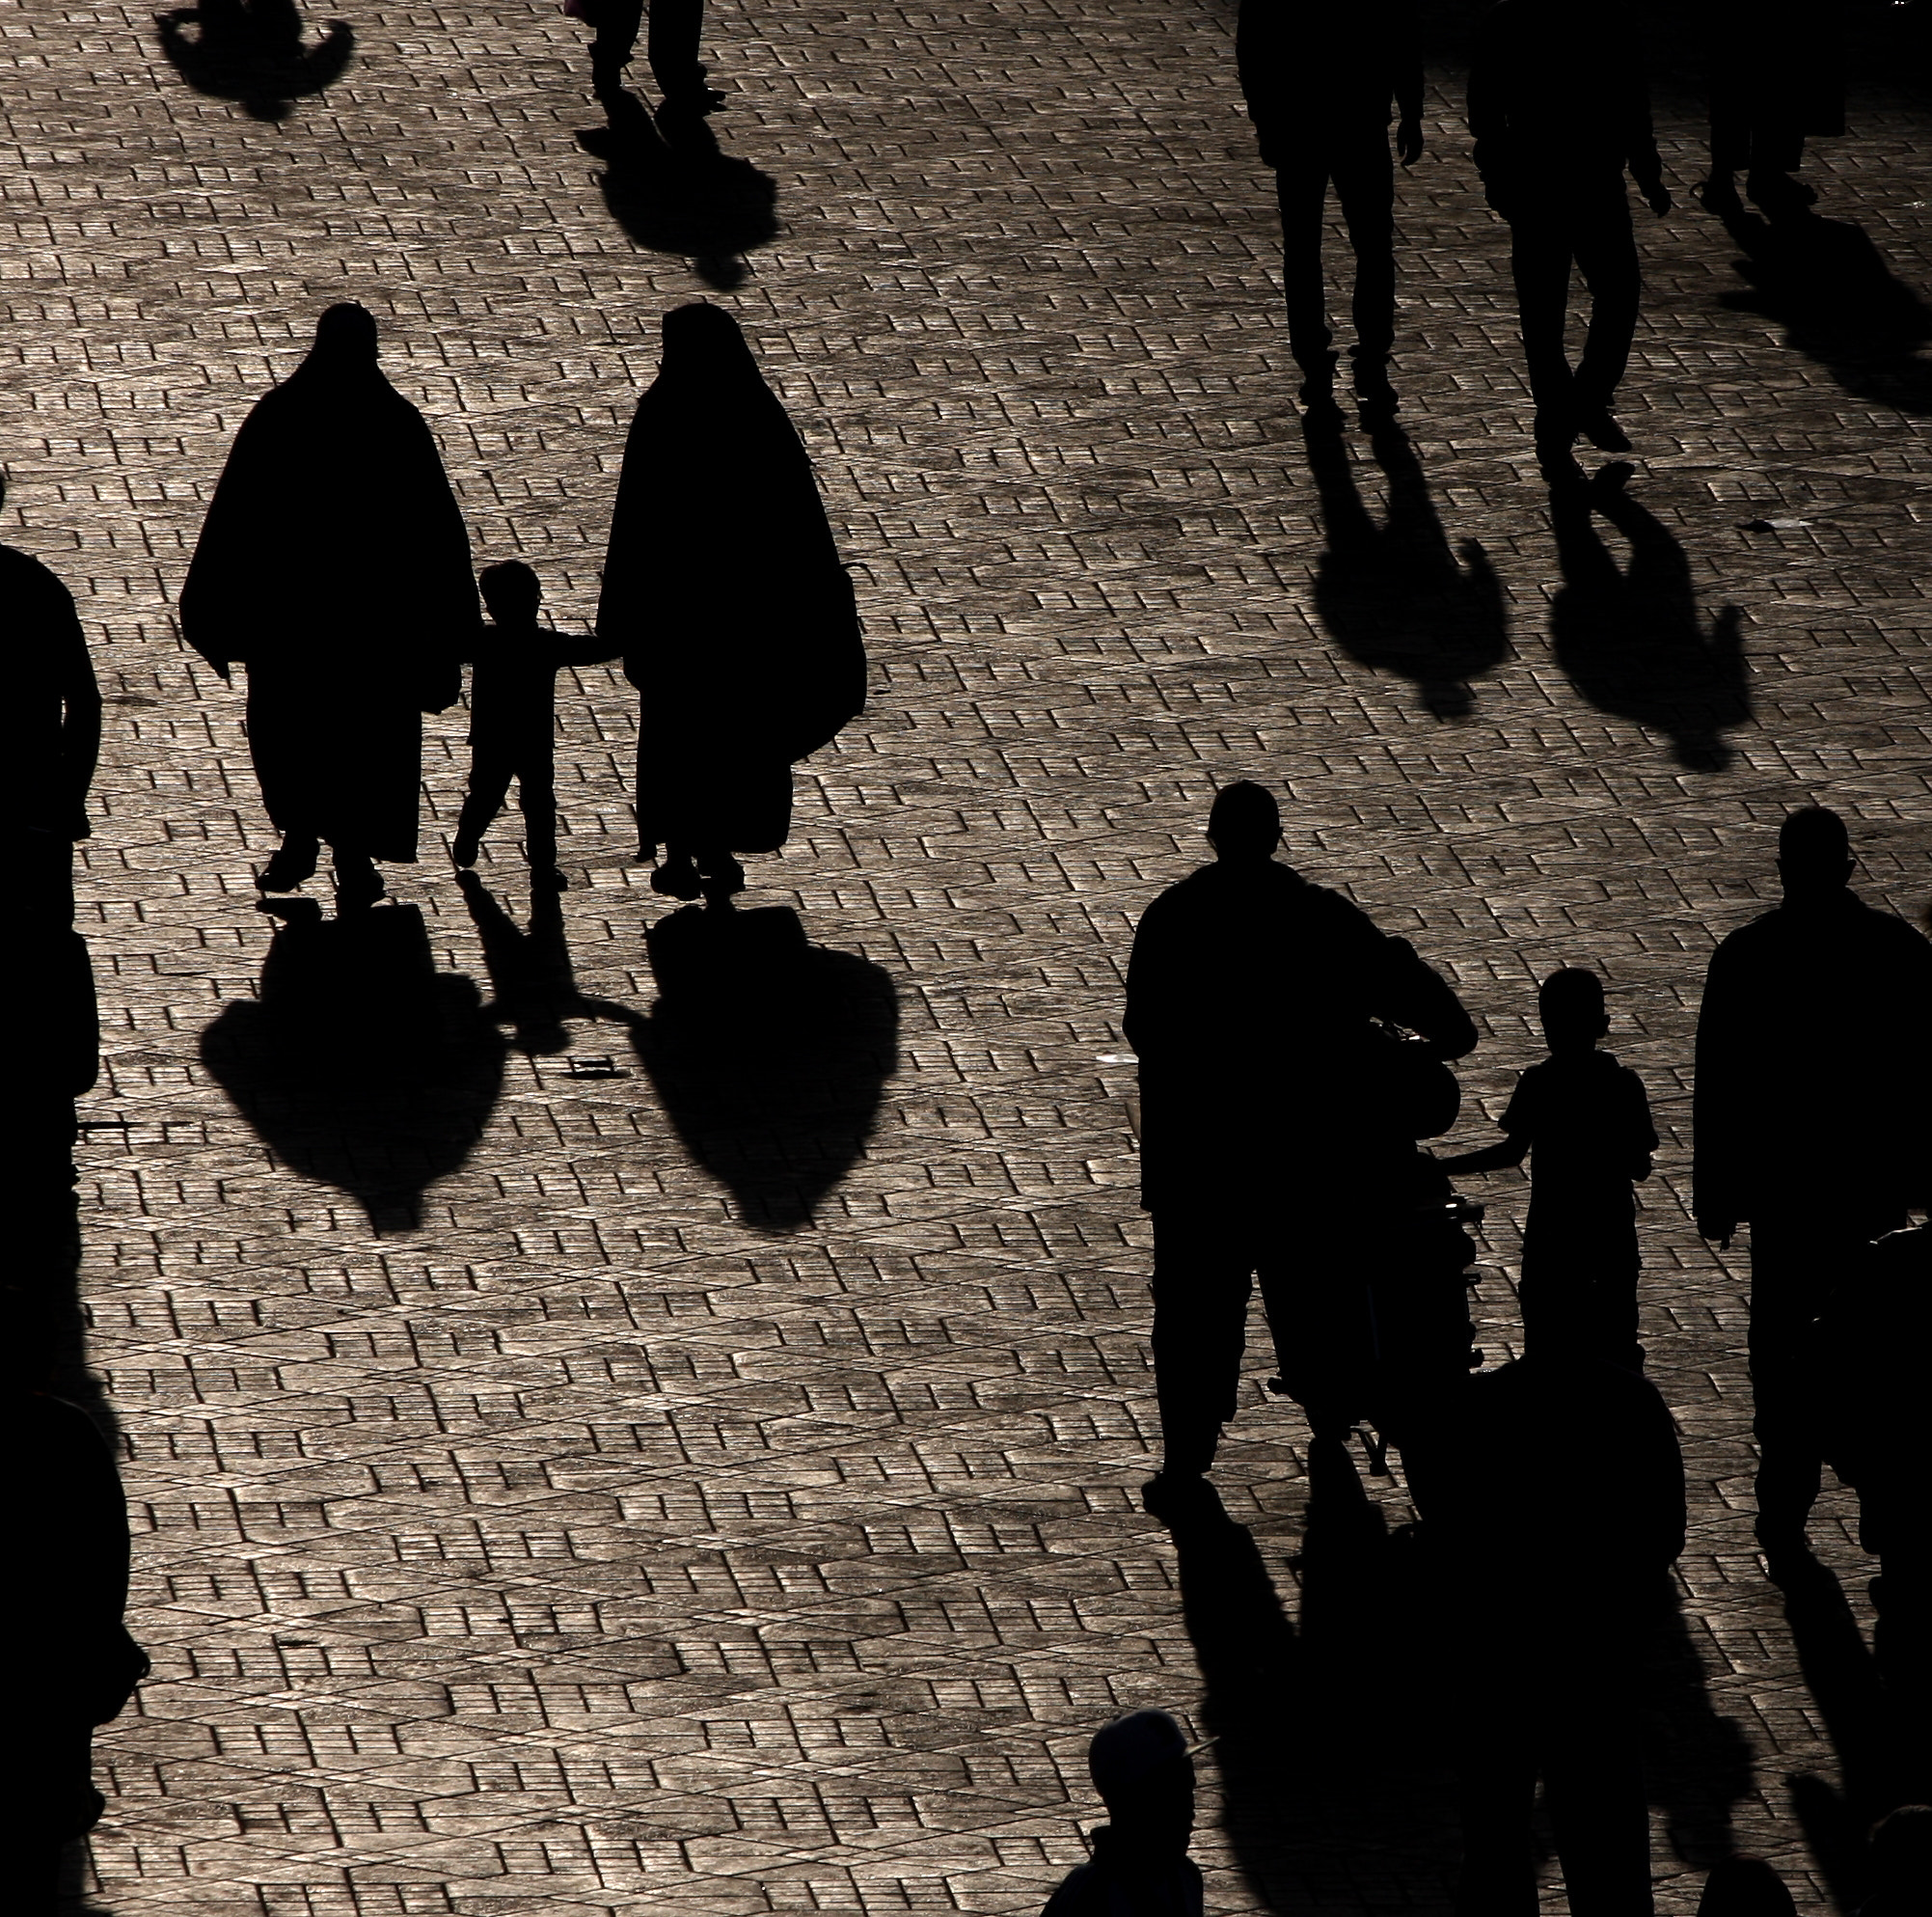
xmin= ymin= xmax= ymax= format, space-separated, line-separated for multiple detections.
xmin=1352 ymin=362 xmax=1399 ymax=419
xmin=258 ymin=839 xmax=319 ymax=892
xmin=697 ymin=854 xmax=746 ymax=900
xmin=1748 ymin=170 xmax=1816 ymax=213
xmin=1141 ymin=1470 xmax=1212 ymax=1520
xmin=334 ymin=863 xmax=386 ymax=912
xmin=651 ymin=860 xmax=703 ymax=900
xmin=1537 ymin=448 xmax=1588 ymax=489
xmin=1574 ymin=407 xmax=1632 ymax=452
xmin=1301 ymin=389 xmax=1346 ymax=429
xmin=1696 ymin=172 xmax=1741 ymax=212
xmin=533 ymin=866 xmax=568 ymax=893
xmin=1755 ymin=1515 xmax=1817 ymax=1580
xmin=451 ymin=832 xmax=479 ymax=868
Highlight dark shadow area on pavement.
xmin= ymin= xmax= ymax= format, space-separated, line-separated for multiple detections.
xmin=1637 ymin=1592 xmax=1757 ymax=1871
xmin=1303 ymin=420 xmax=1510 ymax=718
xmin=579 ymin=96 xmax=777 ymax=290
xmin=1708 ymin=204 xmax=1932 ymax=413
xmin=1549 ymin=466 xmax=1750 ymax=771
xmin=631 ymin=903 xmax=897 ymax=1231
xmin=201 ymin=900 xmax=505 ymax=1232
xmin=155 ymin=0 xmax=353 ymax=122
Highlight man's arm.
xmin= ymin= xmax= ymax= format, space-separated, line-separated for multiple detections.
xmin=57 ymin=593 xmax=102 ymax=837
xmin=1465 ymin=9 xmax=1511 ymax=204
xmin=1374 ymin=932 xmax=1479 ymax=1058
xmin=1616 ymin=30 xmax=1670 ymax=211
xmin=1392 ymin=0 xmax=1424 ymax=160
xmin=1234 ymin=0 xmax=1290 ymax=167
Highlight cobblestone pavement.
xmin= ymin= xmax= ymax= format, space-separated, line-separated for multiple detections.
xmin=7 ymin=0 xmax=1931 ymax=1907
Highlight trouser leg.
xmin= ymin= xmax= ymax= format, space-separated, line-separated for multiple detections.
xmin=458 ymin=753 xmax=516 ymax=853
xmin=1570 ymin=194 xmax=1640 ymax=414
xmin=1456 ymin=1692 xmax=1540 ymax=1917
xmin=590 ymin=0 xmax=644 ymax=94
xmin=514 ymin=752 xmax=558 ymax=868
xmin=1545 ymin=1686 xmax=1654 ymax=1917
xmin=1275 ymin=153 xmax=1338 ymax=385
xmin=647 ymin=0 xmax=706 ymax=99
xmin=1150 ymin=1211 xmax=1256 ymax=1474
xmin=1332 ymin=138 xmax=1397 ymax=378
xmin=1749 ymin=1216 xmax=1836 ymax=1537
xmin=1509 ymin=210 xmax=1578 ymax=451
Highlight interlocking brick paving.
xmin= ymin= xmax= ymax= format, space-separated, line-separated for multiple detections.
xmin=4 ymin=0 xmax=1929 ymax=1909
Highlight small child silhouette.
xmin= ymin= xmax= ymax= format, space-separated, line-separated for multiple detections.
xmin=1042 ymin=1710 xmax=1203 ymax=1917
xmin=1439 ymin=968 xmax=1657 ymax=1369
xmin=452 ymin=561 xmax=612 ymax=891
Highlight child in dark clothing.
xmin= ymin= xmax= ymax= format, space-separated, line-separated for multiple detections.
xmin=451 ymin=561 xmax=612 ymax=891
xmin=1042 ymin=1711 xmax=1203 ymax=1917
xmin=1439 ymin=968 xmax=1657 ymax=1369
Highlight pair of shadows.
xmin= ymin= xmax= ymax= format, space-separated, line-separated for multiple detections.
xmin=155 ymin=0 xmax=351 ymax=122
xmin=1305 ymin=426 xmax=1749 ymax=769
xmin=199 ymin=884 xmax=896 ymax=1234
xmin=1171 ymin=1457 xmax=1754 ymax=1914
xmin=579 ymin=97 xmax=777 ymax=288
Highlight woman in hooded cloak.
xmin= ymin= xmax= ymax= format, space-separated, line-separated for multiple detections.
xmin=598 ymin=304 xmax=864 ymax=902
xmin=181 ymin=303 xmax=476 ymax=909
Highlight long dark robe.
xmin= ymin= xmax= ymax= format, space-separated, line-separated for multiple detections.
xmin=2 ymin=543 xmax=99 ymax=840
xmin=597 ymin=304 xmax=864 ymax=854
xmin=180 ymin=313 xmax=476 ymax=862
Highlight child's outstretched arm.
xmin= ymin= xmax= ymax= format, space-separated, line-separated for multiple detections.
xmin=1435 ymin=1134 xmax=1529 ymax=1176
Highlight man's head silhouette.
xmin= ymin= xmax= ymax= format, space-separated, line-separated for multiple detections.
xmin=1777 ymin=806 xmax=1853 ymax=902
xmin=1088 ymin=1709 xmax=1194 ymax=1849
xmin=1207 ymin=780 xmax=1281 ymax=863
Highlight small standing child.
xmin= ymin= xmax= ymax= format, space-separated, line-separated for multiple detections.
xmin=451 ymin=561 xmax=612 ymax=891
xmin=1438 ymin=967 xmax=1658 ymax=1369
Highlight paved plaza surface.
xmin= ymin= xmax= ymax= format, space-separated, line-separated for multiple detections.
xmin=9 ymin=0 xmax=1932 ymax=1907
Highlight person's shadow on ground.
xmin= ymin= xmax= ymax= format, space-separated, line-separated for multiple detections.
xmin=1168 ymin=1451 xmax=1460 ymax=1912
xmin=630 ymin=903 xmax=897 ymax=1231
xmin=1707 ymin=201 xmax=1932 ymax=413
xmin=1304 ymin=418 xmax=1510 ymax=719
xmin=201 ymin=900 xmax=504 ymax=1232
xmin=579 ymin=96 xmax=777 ymax=290
xmin=154 ymin=0 xmax=352 ymax=122
xmin=1548 ymin=466 xmax=1751 ymax=771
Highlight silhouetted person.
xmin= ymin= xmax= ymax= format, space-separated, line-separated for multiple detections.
xmin=1124 ymin=780 xmax=1476 ymax=1512
xmin=1699 ymin=0 xmax=1846 ymax=215
xmin=585 ymin=0 xmax=721 ymax=122
xmin=1698 ymin=1856 xmax=1797 ymax=1917
xmin=1236 ymin=0 xmax=1423 ymax=418
xmin=1468 ymin=0 xmax=1672 ymax=483
xmin=451 ymin=561 xmax=614 ymax=893
xmin=1439 ymin=968 xmax=1656 ymax=1369
xmin=3 ymin=472 xmax=100 ymax=923
xmin=597 ymin=304 xmax=864 ymax=905
xmin=1693 ymin=806 xmax=1932 ymax=1572
xmin=3 ymin=1301 xmax=149 ymax=1915
xmin=1860 ymin=1806 xmax=1932 ymax=1917
xmin=181 ymin=304 xmax=476 ymax=912
xmin=1417 ymin=1353 xmax=1686 ymax=1917
xmin=1043 ymin=1712 xmax=1204 ymax=1917
xmin=155 ymin=0 xmax=353 ymax=123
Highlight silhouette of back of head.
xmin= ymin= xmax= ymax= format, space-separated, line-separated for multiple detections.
xmin=479 ymin=559 xmax=541 ymax=624
xmin=1089 ymin=1709 xmax=1194 ymax=1848
xmin=1777 ymin=804 xmax=1853 ymax=899
xmin=1866 ymin=1806 xmax=1932 ymax=1911
xmin=1696 ymin=1856 xmax=1797 ymax=1917
xmin=311 ymin=300 xmax=379 ymax=369
xmin=1206 ymin=780 xmax=1282 ymax=863
xmin=1538 ymin=966 xmax=1608 ymax=1053
xmin=661 ymin=300 xmax=760 ymax=381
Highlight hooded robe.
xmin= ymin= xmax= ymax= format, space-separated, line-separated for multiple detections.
xmin=597 ymin=303 xmax=864 ymax=854
xmin=180 ymin=303 xmax=476 ymax=863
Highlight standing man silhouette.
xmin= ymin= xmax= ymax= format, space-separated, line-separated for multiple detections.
xmin=1124 ymin=781 xmax=1476 ymax=1513
xmin=1238 ymin=0 xmax=1424 ymax=420
xmin=1693 ymin=806 xmax=1932 ymax=1573
xmin=1467 ymin=0 xmax=1672 ymax=484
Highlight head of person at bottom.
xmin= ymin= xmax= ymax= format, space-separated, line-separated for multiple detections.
xmin=1538 ymin=966 xmax=1609 ymax=1058
xmin=1696 ymin=1855 xmax=1796 ymax=1917
xmin=479 ymin=560 xmax=543 ymax=633
xmin=1777 ymin=804 xmax=1853 ymax=904
xmin=1863 ymin=1806 xmax=1932 ymax=1916
xmin=1206 ymin=780 xmax=1281 ymax=865
xmin=1088 ymin=1709 xmax=1194 ymax=1855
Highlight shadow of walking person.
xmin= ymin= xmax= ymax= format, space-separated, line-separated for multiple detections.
xmin=1548 ymin=465 xmax=1750 ymax=771
xmin=578 ymin=101 xmax=776 ymax=289
xmin=1708 ymin=204 xmax=1932 ymax=413
xmin=630 ymin=904 xmax=896 ymax=1231
xmin=155 ymin=0 xmax=352 ymax=122
xmin=201 ymin=901 xmax=505 ymax=1233
xmin=1304 ymin=420 xmax=1510 ymax=718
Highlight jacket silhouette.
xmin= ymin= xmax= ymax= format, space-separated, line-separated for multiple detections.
xmin=597 ymin=303 xmax=864 ymax=903
xmin=180 ymin=303 xmax=475 ymax=905
xmin=1693 ymin=806 xmax=1932 ymax=1564
xmin=1236 ymin=0 xmax=1423 ymax=409
xmin=1468 ymin=0 xmax=1670 ymax=476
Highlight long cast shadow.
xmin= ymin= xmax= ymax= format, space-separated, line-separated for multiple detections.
xmin=155 ymin=0 xmax=353 ymax=122
xmin=201 ymin=901 xmax=504 ymax=1233
xmin=1548 ymin=467 xmax=1751 ymax=771
xmin=579 ymin=97 xmax=777 ymax=290
xmin=1710 ymin=202 xmax=1932 ymax=413
xmin=630 ymin=903 xmax=897 ymax=1232
xmin=1304 ymin=419 xmax=1510 ymax=718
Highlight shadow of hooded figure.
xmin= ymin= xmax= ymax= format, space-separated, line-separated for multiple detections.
xmin=1548 ymin=466 xmax=1750 ymax=771
xmin=200 ymin=901 xmax=504 ymax=1233
xmin=181 ymin=303 xmax=476 ymax=912
xmin=598 ymin=303 xmax=864 ymax=904
xmin=631 ymin=904 xmax=897 ymax=1231
xmin=578 ymin=103 xmax=777 ymax=289
xmin=1304 ymin=420 xmax=1510 ymax=718
xmin=155 ymin=0 xmax=353 ymax=122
